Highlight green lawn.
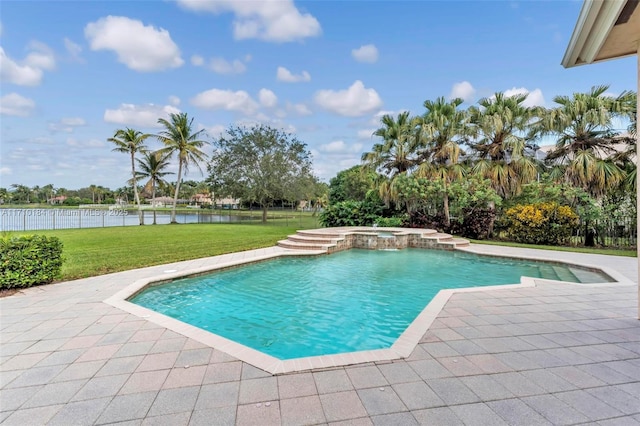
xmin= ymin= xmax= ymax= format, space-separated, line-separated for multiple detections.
xmin=7 ymin=220 xmax=635 ymax=282
xmin=13 ymin=224 xmax=303 ymax=280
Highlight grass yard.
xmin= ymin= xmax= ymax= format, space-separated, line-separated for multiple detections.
xmin=12 ymin=224 xmax=302 ymax=280
xmin=6 ymin=219 xmax=635 ymax=283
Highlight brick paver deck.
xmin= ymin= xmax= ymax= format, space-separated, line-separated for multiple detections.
xmin=1 ymin=244 xmax=638 ymax=425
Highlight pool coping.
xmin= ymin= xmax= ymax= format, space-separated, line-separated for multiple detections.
xmin=104 ymin=238 xmax=635 ymax=375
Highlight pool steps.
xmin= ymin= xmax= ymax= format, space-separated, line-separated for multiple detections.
xmin=277 ymin=227 xmax=470 ymax=252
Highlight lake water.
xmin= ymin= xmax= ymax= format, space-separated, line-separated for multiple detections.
xmin=0 ymin=208 xmax=252 ymax=231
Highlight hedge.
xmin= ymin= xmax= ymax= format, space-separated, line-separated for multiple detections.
xmin=0 ymin=235 xmax=64 ymax=289
xmin=503 ymin=202 xmax=579 ymax=245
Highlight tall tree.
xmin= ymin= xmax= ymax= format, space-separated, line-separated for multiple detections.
xmin=42 ymin=184 xmax=55 ymax=204
xmin=417 ymin=97 xmax=470 ymax=224
xmin=468 ymin=92 xmax=540 ymax=198
xmin=136 ymin=150 xmax=173 ymax=224
xmin=328 ymin=165 xmax=377 ymax=203
xmin=540 ymin=85 xmax=635 ymax=197
xmin=362 ymin=111 xmax=420 ymax=205
xmin=9 ymin=184 xmax=31 ymax=204
xmin=108 ymin=128 xmax=150 ymax=225
xmin=209 ymin=124 xmax=314 ymax=223
xmin=88 ymin=184 xmax=98 ymax=203
xmin=157 ymin=112 xmax=208 ymax=223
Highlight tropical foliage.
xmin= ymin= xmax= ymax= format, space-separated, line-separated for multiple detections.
xmin=136 ymin=151 xmax=173 ymax=224
xmin=344 ymin=85 xmax=636 ymax=246
xmin=108 ymin=128 xmax=150 ymax=225
xmin=157 ymin=112 xmax=209 ymax=223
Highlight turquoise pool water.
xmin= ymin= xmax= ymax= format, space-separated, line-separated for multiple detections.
xmin=130 ymin=249 xmax=611 ymax=360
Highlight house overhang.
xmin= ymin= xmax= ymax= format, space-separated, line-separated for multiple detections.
xmin=562 ymin=0 xmax=640 ymax=68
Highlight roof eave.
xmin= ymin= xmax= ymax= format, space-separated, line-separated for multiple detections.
xmin=562 ymin=0 xmax=628 ymax=68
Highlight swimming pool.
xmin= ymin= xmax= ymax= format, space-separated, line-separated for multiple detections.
xmin=130 ymin=248 xmax=612 ymax=360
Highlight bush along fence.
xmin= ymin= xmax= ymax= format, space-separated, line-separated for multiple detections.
xmin=0 ymin=235 xmax=64 ymax=289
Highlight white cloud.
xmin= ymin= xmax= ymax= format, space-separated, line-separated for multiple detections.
xmin=177 ymin=0 xmax=321 ymax=42
xmin=61 ymin=117 xmax=86 ymax=126
xmin=276 ymin=66 xmax=310 ymax=83
xmin=198 ymin=123 xmax=226 ymax=138
xmin=85 ymin=16 xmax=184 ymax=72
xmin=357 ymin=128 xmax=376 ymax=139
xmin=368 ymin=109 xmax=409 ymax=126
xmin=0 ymin=167 xmax=11 ymax=176
xmin=24 ymin=41 xmax=55 ymax=70
xmin=450 ymin=81 xmax=476 ymax=102
xmin=0 ymin=42 xmax=55 ymax=86
xmin=104 ymin=103 xmax=181 ymax=127
xmin=319 ymin=140 xmax=347 ymax=153
xmin=0 ymin=92 xmax=36 ymax=116
xmin=286 ymin=102 xmax=312 ymax=116
xmin=25 ymin=136 xmax=56 ymax=145
xmin=319 ymin=140 xmax=363 ymax=153
xmin=67 ymin=137 xmax=105 ymax=148
xmin=351 ymin=44 xmax=378 ymax=63
xmin=311 ymin=140 xmax=364 ymax=181
xmin=64 ymin=37 xmax=83 ymax=61
xmin=192 ymin=54 xmax=250 ymax=74
xmin=503 ymin=87 xmax=546 ymax=107
xmin=258 ymin=88 xmax=278 ymax=108
xmin=168 ymin=95 xmax=181 ymax=106
xmin=191 ymin=54 xmax=204 ymax=66
xmin=191 ymin=88 xmax=259 ymax=115
xmin=209 ymin=57 xmax=247 ymax=74
xmin=314 ymin=80 xmax=383 ymax=117
xmin=49 ymin=117 xmax=87 ymax=133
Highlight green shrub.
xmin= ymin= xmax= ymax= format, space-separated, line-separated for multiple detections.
xmin=450 ymin=208 xmax=496 ymax=240
xmin=374 ymin=216 xmax=405 ymax=227
xmin=0 ymin=235 xmax=64 ymax=289
xmin=504 ymin=202 xmax=579 ymax=245
xmin=405 ymin=208 xmax=496 ymax=239
xmin=319 ymin=200 xmax=383 ymax=227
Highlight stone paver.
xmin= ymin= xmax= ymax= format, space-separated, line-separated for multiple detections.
xmin=0 ymin=244 xmax=638 ymax=424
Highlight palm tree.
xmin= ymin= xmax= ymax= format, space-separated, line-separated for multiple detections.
xmin=416 ymin=97 xmax=470 ymax=224
xmin=10 ymin=184 xmax=31 ymax=203
xmin=136 ymin=151 xmax=173 ymax=224
xmin=468 ymin=92 xmax=540 ymax=198
xmin=157 ymin=112 xmax=209 ymax=223
xmin=42 ymin=184 xmax=55 ymax=204
xmin=108 ymin=128 xmax=150 ymax=225
xmin=88 ymin=184 xmax=98 ymax=203
xmin=362 ymin=111 xmax=421 ymax=205
xmin=539 ymin=85 xmax=634 ymax=197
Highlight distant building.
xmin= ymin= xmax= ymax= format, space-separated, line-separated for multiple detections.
xmin=214 ymin=197 xmax=240 ymax=209
xmin=149 ymin=197 xmax=174 ymax=207
xmin=190 ymin=193 xmax=212 ymax=206
xmin=538 ymin=133 xmax=636 ymax=164
xmin=49 ymin=195 xmax=67 ymax=205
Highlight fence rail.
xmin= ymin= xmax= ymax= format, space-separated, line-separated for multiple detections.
xmin=572 ymin=218 xmax=637 ymax=248
xmin=1 ymin=208 xmax=316 ymax=232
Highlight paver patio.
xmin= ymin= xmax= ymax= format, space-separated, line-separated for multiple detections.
xmin=1 ymin=244 xmax=639 ymax=425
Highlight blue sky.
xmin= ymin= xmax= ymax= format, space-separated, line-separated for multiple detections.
xmin=0 ymin=0 xmax=636 ymax=190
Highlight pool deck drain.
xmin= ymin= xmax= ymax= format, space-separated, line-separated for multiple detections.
xmin=1 ymin=236 xmax=638 ymax=425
